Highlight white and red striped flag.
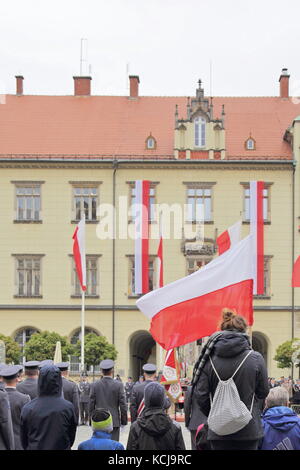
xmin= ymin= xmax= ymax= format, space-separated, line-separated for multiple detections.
xmin=72 ymin=217 xmax=86 ymax=291
xmin=134 ymin=180 xmax=150 ymax=295
xmin=156 ymin=219 xmax=163 ymax=289
xmin=250 ymin=181 xmax=264 ymax=295
xmin=137 ymin=235 xmax=254 ymax=350
xmin=160 ymin=349 xmax=182 ymax=403
xmin=216 ymin=221 xmax=242 ymax=255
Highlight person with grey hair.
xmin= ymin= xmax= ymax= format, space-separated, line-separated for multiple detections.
xmin=259 ymin=386 xmax=300 ymax=450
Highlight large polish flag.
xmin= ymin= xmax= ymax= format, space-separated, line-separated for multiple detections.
xmin=216 ymin=221 xmax=242 ymax=255
xmin=135 ymin=180 xmax=150 ymax=295
xmin=250 ymin=181 xmax=264 ymax=295
xmin=156 ymin=225 xmax=164 ymax=289
xmin=292 ymin=256 xmax=300 ymax=287
xmin=72 ymin=217 xmax=86 ymax=291
xmin=136 ymin=235 xmax=254 ymax=350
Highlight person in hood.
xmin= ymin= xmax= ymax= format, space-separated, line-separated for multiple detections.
xmin=20 ymin=365 xmax=77 ymax=450
xmin=259 ymin=386 xmax=300 ymax=450
xmin=126 ymin=381 xmax=185 ymax=450
xmin=78 ymin=408 xmax=124 ymax=450
xmin=194 ymin=309 xmax=269 ymax=450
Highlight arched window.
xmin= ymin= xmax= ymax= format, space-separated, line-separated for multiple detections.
xmin=245 ymin=137 xmax=256 ymax=150
xmin=70 ymin=327 xmax=100 ymax=344
xmin=145 ymin=135 xmax=157 ymax=150
xmin=194 ymin=117 xmax=206 ymax=147
xmin=14 ymin=327 xmax=39 ymax=362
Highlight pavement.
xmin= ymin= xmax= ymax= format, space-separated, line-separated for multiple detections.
xmin=72 ymin=413 xmax=192 ymax=450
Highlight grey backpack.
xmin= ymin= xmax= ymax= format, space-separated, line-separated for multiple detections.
xmin=207 ymin=350 xmax=255 ymax=436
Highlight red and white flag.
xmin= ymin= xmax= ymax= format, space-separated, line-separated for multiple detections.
xmin=250 ymin=181 xmax=264 ymax=295
xmin=160 ymin=349 xmax=182 ymax=403
xmin=216 ymin=221 xmax=241 ymax=255
xmin=156 ymin=222 xmax=163 ymax=289
xmin=292 ymin=256 xmax=300 ymax=287
xmin=136 ymin=235 xmax=254 ymax=350
xmin=134 ymin=180 xmax=150 ymax=295
xmin=72 ymin=218 xmax=86 ymax=291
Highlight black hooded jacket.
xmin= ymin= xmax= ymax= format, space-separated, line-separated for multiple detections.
xmin=194 ymin=330 xmax=269 ymax=441
xmin=20 ymin=366 xmax=77 ymax=450
xmin=127 ymin=408 xmax=185 ymax=450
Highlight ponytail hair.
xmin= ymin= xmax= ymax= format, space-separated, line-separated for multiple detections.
xmin=219 ymin=308 xmax=248 ymax=333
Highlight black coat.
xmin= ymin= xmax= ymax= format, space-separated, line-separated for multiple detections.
xmin=194 ymin=331 xmax=269 ymax=441
xmin=62 ymin=377 xmax=80 ymax=424
xmin=5 ymin=387 xmax=30 ymax=450
xmin=184 ymin=385 xmax=206 ymax=431
xmin=89 ymin=376 xmax=127 ymax=427
xmin=130 ymin=380 xmax=170 ymax=422
xmin=0 ymin=389 xmax=14 ymax=450
xmin=17 ymin=377 xmax=38 ymax=400
xmin=20 ymin=366 xmax=77 ymax=450
xmin=127 ymin=407 xmax=186 ymax=450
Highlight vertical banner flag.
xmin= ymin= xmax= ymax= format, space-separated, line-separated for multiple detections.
xmin=160 ymin=349 xmax=182 ymax=403
xmin=250 ymin=181 xmax=264 ymax=295
xmin=135 ymin=180 xmax=150 ymax=295
xmin=72 ymin=217 xmax=86 ymax=291
xmin=156 ymin=217 xmax=163 ymax=288
xmin=216 ymin=220 xmax=242 ymax=255
xmin=292 ymin=256 xmax=300 ymax=287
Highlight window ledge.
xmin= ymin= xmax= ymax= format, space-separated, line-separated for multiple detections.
xmin=254 ymin=295 xmax=271 ymax=300
xmin=13 ymin=220 xmax=42 ymax=224
xmin=128 ymin=220 xmax=156 ymax=224
xmin=185 ymin=221 xmax=214 ymax=225
xmin=71 ymin=220 xmax=98 ymax=224
xmin=71 ymin=295 xmax=100 ymax=299
xmin=243 ymin=221 xmax=271 ymax=225
xmin=128 ymin=294 xmax=142 ymax=299
xmin=14 ymin=295 xmax=43 ymax=298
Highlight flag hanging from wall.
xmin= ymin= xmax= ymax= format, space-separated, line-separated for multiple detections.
xmin=72 ymin=217 xmax=86 ymax=291
xmin=250 ymin=181 xmax=265 ymax=295
xmin=156 ymin=221 xmax=163 ymax=289
xmin=216 ymin=220 xmax=242 ymax=255
xmin=292 ymin=256 xmax=300 ymax=287
xmin=137 ymin=235 xmax=254 ymax=350
xmin=134 ymin=180 xmax=150 ymax=295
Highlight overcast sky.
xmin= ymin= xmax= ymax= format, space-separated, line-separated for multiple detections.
xmin=1 ymin=0 xmax=300 ymax=97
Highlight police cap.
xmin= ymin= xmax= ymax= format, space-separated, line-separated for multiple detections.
xmin=55 ymin=362 xmax=69 ymax=371
xmin=24 ymin=361 xmax=40 ymax=370
xmin=142 ymin=363 xmax=157 ymax=374
xmin=1 ymin=365 xmax=22 ymax=380
xmin=100 ymin=359 xmax=114 ymax=370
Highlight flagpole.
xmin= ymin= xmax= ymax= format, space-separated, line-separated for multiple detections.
xmin=81 ymin=289 xmax=85 ymax=373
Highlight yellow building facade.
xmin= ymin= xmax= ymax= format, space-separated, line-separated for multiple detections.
xmin=1 ymin=71 xmax=300 ymax=380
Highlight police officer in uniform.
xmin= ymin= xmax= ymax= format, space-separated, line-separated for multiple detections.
xmin=16 ymin=361 xmax=40 ymax=399
xmin=130 ymin=363 xmax=170 ymax=423
xmin=56 ymin=362 xmax=80 ymax=425
xmin=89 ymin=359 xmax=127 ymax=442
xmin=2 ymin=365 xmax=31 ymax=450
xmin=78 ymin=372 xmax=91 ymax=425
xmin=0 ymin=364 xmax=6 ymax=391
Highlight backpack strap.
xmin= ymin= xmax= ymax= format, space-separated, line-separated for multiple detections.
xmin=231 ymin=350 xmax=253 ymax=379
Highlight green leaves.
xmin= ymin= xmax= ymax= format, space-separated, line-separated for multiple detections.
xmin=73 ymin=333 xmax=117 ymax=367
xmin=0 ymin=334 xmax=21 ymax=364
xmin=24 ymin=331 xmax=74 ymax=362
xmin=274 ymin=338 xmax=300 ymax=369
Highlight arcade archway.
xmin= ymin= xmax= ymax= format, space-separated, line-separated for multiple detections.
xmin=129 ymin=330 xmax=156 ymax=381
xmin=252 ymin=331 xmax=268 ymax=366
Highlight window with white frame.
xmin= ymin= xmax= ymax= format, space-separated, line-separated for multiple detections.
xmin=72 ymin=185 xmax=99 ymax=221
xmin=14 ymin=327 xmax=39 ymax=362
xmin=146 ymin=136 xmax=156 ymax=149
xmin=243 ymin=184 xmax=271 ymax=222
xmin=186 ymin=185 xmax=213 ymax=222
xmin=128 ymin=256 xmax=155 ymax=296
xmin=72 ymin=255 xmax=100 ymax=297
xmin=129 ymin=184 xmax=156 ymax=222
xmin=15 ymin=184 xmax=42 ymax=221
xmin=14 ymin=256 xmax=43 ymax=297
xmin=194 ymin=117 xmax=206 ymax=147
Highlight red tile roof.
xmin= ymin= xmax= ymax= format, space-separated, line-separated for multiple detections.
xmin=0 ymin=94 xmax=299 ymax=160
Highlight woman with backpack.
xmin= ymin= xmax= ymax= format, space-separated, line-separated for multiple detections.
xmin=192 ymin=309 xmax=269 ymax=450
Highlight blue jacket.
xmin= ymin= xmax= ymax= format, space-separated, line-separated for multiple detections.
xmin=78 ymin=431 xmax=124 ymax=451
xmin=259 ymin=406 xmax=300 ymax=450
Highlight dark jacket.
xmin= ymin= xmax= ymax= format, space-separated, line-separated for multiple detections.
xmin=16 ymin=377 xmax=38 ymax=400
xmin=62 ymin=377 xmax=80 ymax=424
xmin=184 ymin=385 xmax=206 ymax=431
xmin=89 ymin=376 xmax=127 ymax=428
xmin=5 ymin=387 xmax=30 ymax=450
xmin=0 ymin=389 xmax=14 ymax=450
xmin=194 ymin=330 xmax=269 ymax=441
xmin=259 ymin=406 xmax=300 ymax=450
xmin=78 ymin=430 xmax=124 ymax=450
xmin=20 ymin=365 xmax=77 ymax=450
xmin=130 ymin=380 xmax=170 ymax=422
xmin=127 ymin=407 xmax=186 ymax=450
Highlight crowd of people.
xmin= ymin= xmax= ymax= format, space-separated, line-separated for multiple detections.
xmin=1 ymin=308 xmax=300 ymax=451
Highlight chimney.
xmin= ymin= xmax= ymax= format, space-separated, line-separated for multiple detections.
xmin=279 ymin=68 xmax=290 ymax=99
xmin=73 ymin=76 xmax=92 ymax=96
xmin=129 ymin=75 xmax=139 ymax=98
xmin=15 ymin=75 xmax=24 ymax=96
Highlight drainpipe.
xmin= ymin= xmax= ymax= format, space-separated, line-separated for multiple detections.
xmin=112 ymin=160 xmax=118 ymax=345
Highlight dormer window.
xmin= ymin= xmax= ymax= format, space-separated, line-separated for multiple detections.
xmin=245 ymin=137 xmax=256 ymax=150
xmin=145 ymin=135 xmax=156 ymax=150
xmin=194 ymin=117 xmax=206 ymax=147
